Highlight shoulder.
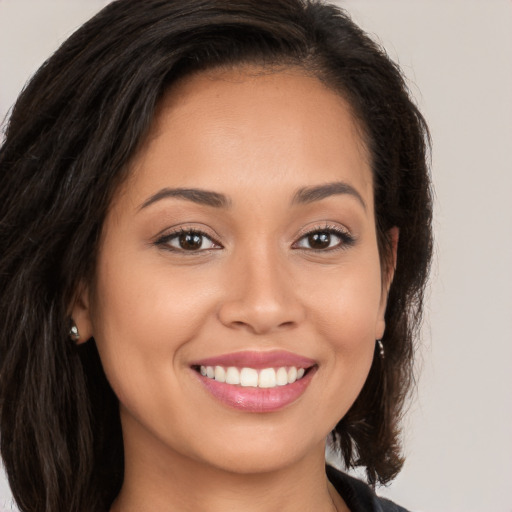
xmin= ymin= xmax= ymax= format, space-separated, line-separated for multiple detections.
xmin=326 ymin=465 xmax=412 ymax=512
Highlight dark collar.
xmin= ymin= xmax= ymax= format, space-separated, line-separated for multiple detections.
xmin=326 ymin=465 xmax=411 ymax=512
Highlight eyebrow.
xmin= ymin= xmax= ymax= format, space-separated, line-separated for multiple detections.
xmin=292 ymin=181 xmax=367 ymax=210
xmin=140 ymin=187 xmax=231 ymax=210
xmin=139 ymin=181 xmax=366 ymax=211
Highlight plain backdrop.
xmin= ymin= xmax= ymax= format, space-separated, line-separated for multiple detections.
xmin=1 ymin=1 xmax=511 ymax=511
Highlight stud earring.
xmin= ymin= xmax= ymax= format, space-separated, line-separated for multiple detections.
xmin=376 ymin=339 xmax=385 ymax=359
xmin=69 ymin=321 xmax=80 ymax=342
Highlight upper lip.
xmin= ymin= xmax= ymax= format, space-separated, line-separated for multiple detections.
xmin=190 ymin=350 xmax=316 ymax=369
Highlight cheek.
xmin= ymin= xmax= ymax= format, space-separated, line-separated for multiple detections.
xmin=304 ymin=256 xmax=384 ymax=347
xmin=299 ymin=254 xmax=383 ymax=412
xmin=93 ymin=246 xmax=217 ymax=339
xmin=88 ymin=249 xmax=218 ymax=408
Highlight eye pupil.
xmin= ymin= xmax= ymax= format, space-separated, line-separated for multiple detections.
xmin=308 ymin=232 xmax=331 ymax=249
xmin=179 ymin=233 xmax=202 ymax=250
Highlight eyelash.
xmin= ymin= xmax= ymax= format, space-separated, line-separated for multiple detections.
xmin=154 ymin=225 xmax=355 ymax=253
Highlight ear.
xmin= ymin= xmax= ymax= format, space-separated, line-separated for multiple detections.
xmin=376 ymin=226 xmax=399 ymax=340
xmin=70 ymin=281 xmax=94 ymax=344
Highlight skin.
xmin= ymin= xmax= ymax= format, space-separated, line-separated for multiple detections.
xmin=73 ymin=66 xmax=395 ymax=512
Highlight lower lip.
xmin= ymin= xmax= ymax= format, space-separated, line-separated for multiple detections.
xmin=194 ymin=367 xmax=316 ymax=413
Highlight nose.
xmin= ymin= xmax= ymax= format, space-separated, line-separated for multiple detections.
xmin=217 ymin=246 xmax=305 ymax=335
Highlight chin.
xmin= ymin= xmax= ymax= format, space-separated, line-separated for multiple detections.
xmin=187 ymin=423 xmax=327 ymax=475
xmin=201 ymin=443 xmax=310 ymax=475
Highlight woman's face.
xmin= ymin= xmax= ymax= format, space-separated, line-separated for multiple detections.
xmin=75 ymin=66 xmax=392 ymax=474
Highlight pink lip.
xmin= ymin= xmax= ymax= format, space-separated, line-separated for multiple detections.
xmin=194 ymin=368 xmax=316 ymax=413
xmin=190 ymin=350 xmax=317 ymax=413
xmin=190 ymin=350 xmax=316 ymax=370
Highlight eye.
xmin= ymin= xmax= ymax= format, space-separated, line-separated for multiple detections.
xmin=155 ymin=229 xmax=221 ymax=252
xmin=293 ymin=227 xmax=355 ymax=251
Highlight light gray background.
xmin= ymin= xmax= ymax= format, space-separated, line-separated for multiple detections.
xmin=1 ymin=1 xmax=511 ymax=511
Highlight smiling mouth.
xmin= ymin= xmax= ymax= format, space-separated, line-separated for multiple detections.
xmin=190 ymin=351 xmax=317 ymax=412
xmin=192 ymin=365 xmax=310 ymax=389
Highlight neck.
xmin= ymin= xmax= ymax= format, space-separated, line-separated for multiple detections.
xmin=110 ymin=417 xmax=346 ymax=512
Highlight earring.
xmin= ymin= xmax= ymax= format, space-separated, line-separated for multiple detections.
xmin=376 ymin=339 xmax=385 ymax=359
xmin=69 ymin=321 xmax=80 ymax=342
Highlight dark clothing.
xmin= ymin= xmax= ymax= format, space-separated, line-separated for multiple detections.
xmin=327 ymin=465 xmax=411 ymax=512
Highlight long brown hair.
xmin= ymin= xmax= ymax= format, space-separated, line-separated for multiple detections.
xmin=0 ymin=1 xmax=432 ymax=510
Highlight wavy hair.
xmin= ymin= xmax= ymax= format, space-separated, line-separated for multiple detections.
xmin=0 ymin=1 xmax=432 ymax=510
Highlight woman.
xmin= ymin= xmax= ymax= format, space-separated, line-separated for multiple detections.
xmin=0 ymin=1 xmax=432 ymax=511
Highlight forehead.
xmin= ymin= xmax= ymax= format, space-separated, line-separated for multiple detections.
xmin=124 ymin=65 xmax=373 ymax=209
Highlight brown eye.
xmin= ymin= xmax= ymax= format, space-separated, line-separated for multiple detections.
xmin=294 ymin=227 xmax=354 ymax=251
xmin=307 ymin=232 xmax=332 ymax=249
xmin=157 ymin=229 xmax=220 ymax=252
xmin=178 ymin=232 xmax=204 ymax=250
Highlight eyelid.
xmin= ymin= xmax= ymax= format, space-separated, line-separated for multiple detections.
xmin=152 ymin=222 xmax=222 ymax=243
xmin=295 ymin=222 xmax=352 ymax=239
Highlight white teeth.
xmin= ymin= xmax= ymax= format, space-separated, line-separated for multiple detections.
xmin=225 ymin=366 xmax=240 ymax=385
xmin=199 ymin=365 xmax=308 ymax=388
xmin=214 ymin=366 xmax=226 ymax=382
xmin=258 ymin=368 xmax=276 ymax=388
xmin=240 ymin=367 xmax=258 ymax=387
xmin=276 ymin=367 xmax=288 ymax=386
